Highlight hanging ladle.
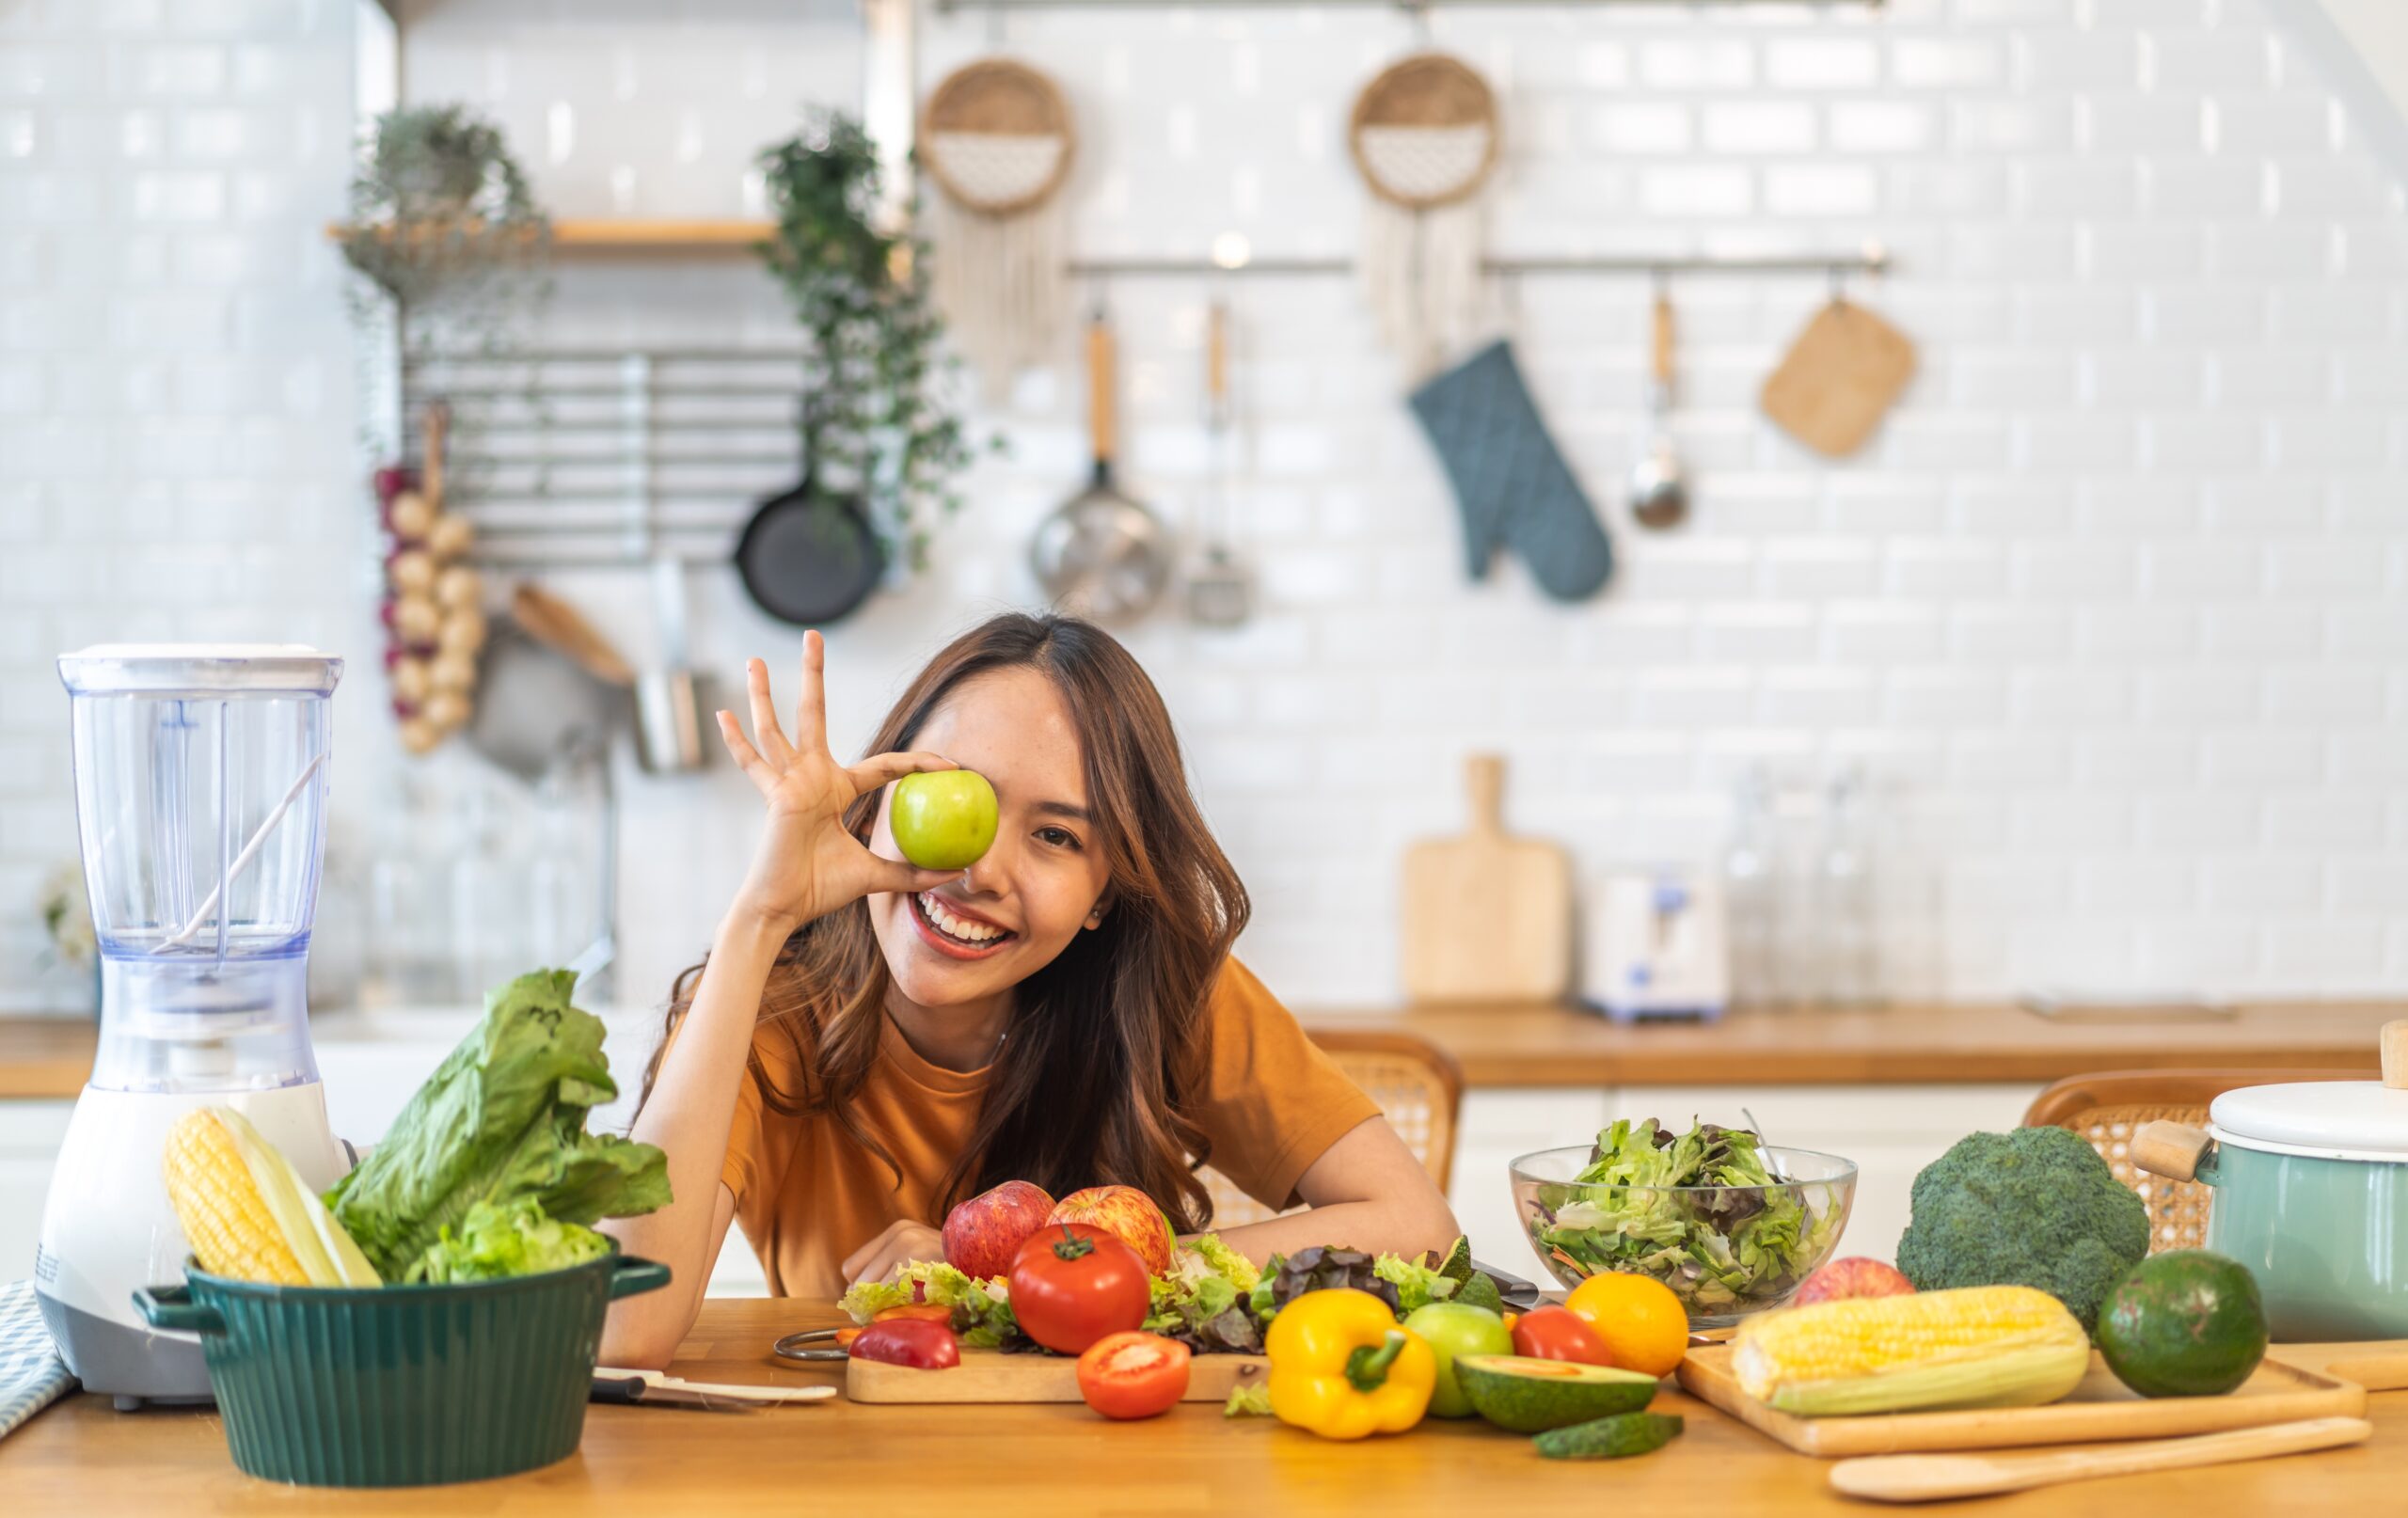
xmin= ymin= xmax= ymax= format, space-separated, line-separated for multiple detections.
xmin=1630 ymin=274 xmax=1689 ymax=531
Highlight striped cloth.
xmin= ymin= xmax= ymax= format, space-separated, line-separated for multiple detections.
xmin=0 ymin=1280 xmax=74 ymax=1441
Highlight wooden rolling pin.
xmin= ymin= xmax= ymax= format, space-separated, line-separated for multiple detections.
xmin=1829 ymin=1416 xmax=2372 ymax=1503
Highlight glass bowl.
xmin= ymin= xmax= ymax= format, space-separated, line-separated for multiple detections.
xmin=1508 ymin=1144 xmax=1859 ymax=1328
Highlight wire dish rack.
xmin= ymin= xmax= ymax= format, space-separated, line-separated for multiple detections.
xmin=400 ymin=347 xmax=811 ymax=568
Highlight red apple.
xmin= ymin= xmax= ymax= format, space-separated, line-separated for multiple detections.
xmin=1046 ymin=1186 xmax=1177 ymax=1278
xmin=1794 ymin=1257 xmax=1916 ymax=1306
xmin=941 ymin=1179 xmax=1055 ymax=1281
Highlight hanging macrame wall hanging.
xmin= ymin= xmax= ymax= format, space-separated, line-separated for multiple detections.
xmin=1349 ymin=52 xmax=1500 ymax=379
xmin=919 ymin=58 xmax=1077 ymax=389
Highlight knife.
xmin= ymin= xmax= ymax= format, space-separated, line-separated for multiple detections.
xmin=592 ymin=1368 xmax=837 ymax=1411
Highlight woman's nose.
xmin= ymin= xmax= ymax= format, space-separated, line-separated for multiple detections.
xmin=960 ymin=837 xmax=1009 ymax=895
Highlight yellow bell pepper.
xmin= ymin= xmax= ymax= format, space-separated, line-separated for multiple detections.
xmin=1265 ymin=1288 xmax=1437 ymax=1440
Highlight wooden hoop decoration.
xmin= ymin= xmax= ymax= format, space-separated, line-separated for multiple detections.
xmin=1348 ymin=53 xmax=1499 ymax=212
xmin=919 ymin=58 xmax=1076 ymax=217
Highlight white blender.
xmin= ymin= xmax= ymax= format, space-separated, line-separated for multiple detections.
xmin=36 ymin=646 xmax=350 ymax=1409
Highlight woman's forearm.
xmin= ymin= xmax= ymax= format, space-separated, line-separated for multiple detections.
xmin=598 ymin=912 xmax=788 ymax=1364
xmin=1211 ymin=1196 xmax=1459 ymax=1267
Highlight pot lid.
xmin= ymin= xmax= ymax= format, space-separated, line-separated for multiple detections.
xmin=2210 ymin=1081 xmax=2408 ymax=1157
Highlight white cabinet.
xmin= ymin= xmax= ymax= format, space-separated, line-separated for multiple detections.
xmin=1445 ymin=1083 xmax=2042 ymax=1288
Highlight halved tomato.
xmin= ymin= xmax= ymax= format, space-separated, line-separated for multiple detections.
xmin=1074 ymin=1331 xmax=1192 ymax=1420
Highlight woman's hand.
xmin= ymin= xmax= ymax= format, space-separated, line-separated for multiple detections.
xmin=720 ymin=630 xmax=962 ymax=938
xmin=843 ymin=1218 xmax=948 ymax=1287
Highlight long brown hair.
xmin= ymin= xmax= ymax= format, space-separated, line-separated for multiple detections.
xmin=642 ymin=612 xmax=1245 ymax=1231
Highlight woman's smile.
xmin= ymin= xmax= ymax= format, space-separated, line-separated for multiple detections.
xmin=908 ymin=889 xmax=1019 ymax=959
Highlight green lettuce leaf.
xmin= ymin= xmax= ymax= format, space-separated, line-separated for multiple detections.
xmin=325 ymin=969 xmax=671 ymax=1280
xmin=407 ymin=1196 xmax=611 ymax=1283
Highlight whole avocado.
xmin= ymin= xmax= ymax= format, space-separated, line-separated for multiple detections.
xmin=1893 ymin=1126 xmax=2149 ymax=1332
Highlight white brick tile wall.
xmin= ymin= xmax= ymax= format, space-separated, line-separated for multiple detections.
xmin=0 ymin=1 xmax=2400 ymax=1012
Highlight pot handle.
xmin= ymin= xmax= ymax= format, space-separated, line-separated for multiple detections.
xmin=609 ymin=1257 xmax=673 ymax=1302
xmin=2131 ymin=1120 xmax=2214 ymax=1184
xmin=134 ymin=1284 xmax=227 ymax=1335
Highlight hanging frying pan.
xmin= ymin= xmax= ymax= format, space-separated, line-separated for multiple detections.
xmin=735 ymin=467 xmax=886 ymax=626
xmin=1029 ymin=308 xmax=1171 ymax=622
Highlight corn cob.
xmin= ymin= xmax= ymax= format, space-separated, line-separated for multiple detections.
xmin=1734 ymin=1285 xmax=2089 ymax=1415
xmin=163 ymin=1108 xmax=310 ymax=1285
xmin=162 ymin=1107 xmax=381 ymax=1288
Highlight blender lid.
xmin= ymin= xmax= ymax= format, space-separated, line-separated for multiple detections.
xmin=59 ymin=644 xmax=342 ymax=695
xmin=2210 ymin=1082 xmax=2408 ymax=1159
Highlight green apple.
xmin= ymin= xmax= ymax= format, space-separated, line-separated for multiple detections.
xmin=891 ymin=770 xmax=999 ymax=870
xmin=1403 ymin=1301 xmax=1515 ymax=1418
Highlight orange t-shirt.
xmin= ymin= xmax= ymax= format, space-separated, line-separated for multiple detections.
xmin=713 ymin=958 xmax=1381 ymax=1298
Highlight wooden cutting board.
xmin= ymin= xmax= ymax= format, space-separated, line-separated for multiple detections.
xmin=1675 ymin=1345 xmax=2367 ymax=1458
xmin=848 ymin=1348 xmax=1267 ymax=1404
xmin=1760 ymin=297 xmax=1916 ymax=459
xmin=1401 ymin=753 xmax=1574 ymax=1004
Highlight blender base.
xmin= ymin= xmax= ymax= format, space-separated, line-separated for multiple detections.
xmin=36 ymin=1289 xmax=214 ymax=1410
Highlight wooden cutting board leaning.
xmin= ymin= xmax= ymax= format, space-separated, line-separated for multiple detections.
xmin=1401 ymin=753 xmax=1574 ymax=1004
xmin=846 ymin=1348 xmax=1266 ymax=1405
xmin=1675 ymin=1344 xmax=2368 ymax=1458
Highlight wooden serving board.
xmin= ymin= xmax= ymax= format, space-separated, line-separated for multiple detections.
xmin=847 ymin=1348 xmax=1267 ymax=1404
xmin=1401 ymin=754 xmax=1574 ymax=1004
xmin=1675 ymin=1345 xmax=2367 ymax=1458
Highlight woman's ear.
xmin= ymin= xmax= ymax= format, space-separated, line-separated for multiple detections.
xmin=1084 ymin=899 xmax=1109 ymax=930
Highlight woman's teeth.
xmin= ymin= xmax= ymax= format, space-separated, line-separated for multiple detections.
xmin=919 ymin=892 xmax=1007 ymax=944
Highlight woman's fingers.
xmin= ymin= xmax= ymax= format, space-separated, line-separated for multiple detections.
xmin=716 ymin=710 xmax=777 ymax=796
xmin=744 ymin=657 xmax=795 ymax=767
xmin=792 ymin=629 xmax=829 ymax=757
xmin=863 ymin=854 xmax=978 ymax=898
xmin=844 ymin=750 xmax=958 ymax=795
xmin=841 ymin=1219 xmax=943 ymax=1285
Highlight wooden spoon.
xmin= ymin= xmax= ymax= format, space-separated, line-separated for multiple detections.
xmin=1829 ymin=1417 xmax=2371 ymax=1504
xmin=511 ymin=584 xmax=635 ymax=688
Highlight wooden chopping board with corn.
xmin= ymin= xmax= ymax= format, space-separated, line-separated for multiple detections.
xmin=1677 ymin=1285 xmax=2368 ymax=1458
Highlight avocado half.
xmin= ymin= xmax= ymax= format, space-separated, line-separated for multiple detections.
xmin=1454 ymin=1354 xmax=1660 ymax=1433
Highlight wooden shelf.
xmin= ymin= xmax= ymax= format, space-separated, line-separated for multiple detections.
xmin=327 ymin=219 xmax=770 ymax=257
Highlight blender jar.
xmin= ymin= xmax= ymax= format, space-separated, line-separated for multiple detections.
xmin=59 ymin=645 xmax=341 ymax=1095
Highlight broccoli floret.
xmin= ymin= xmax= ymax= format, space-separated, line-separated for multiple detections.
xmin=1893 ymin=1126 xmax=2150 ymax=1332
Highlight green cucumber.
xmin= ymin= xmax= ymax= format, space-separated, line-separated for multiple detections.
xmin=1533 ymin=1412 xmax=1685 ymax=1461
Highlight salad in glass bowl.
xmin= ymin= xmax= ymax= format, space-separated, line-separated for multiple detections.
xmin=1510 ymin=1118 xmax=1856 ymax=1327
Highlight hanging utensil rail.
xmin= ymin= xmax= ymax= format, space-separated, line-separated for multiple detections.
xmin=400 ymin=346 xmax=809 ymax=569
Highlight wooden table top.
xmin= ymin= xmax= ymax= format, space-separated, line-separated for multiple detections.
xmin=2 ymin=999 xmax=2398 ymax=1099
xmin=8 ymin=1298 xmax=2401 ymax=1515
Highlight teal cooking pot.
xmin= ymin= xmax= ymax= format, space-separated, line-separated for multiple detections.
xmin=2134 ymin=1028 xmax=2408 ymax=1342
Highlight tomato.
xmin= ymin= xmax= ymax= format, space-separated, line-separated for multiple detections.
xmin=1008 ymin=1222 xmax=1150 ymax=1355
xmin=1511 ymin=1305 xmax=1615 ymax=1367
xmin=848 ymin=1318 xmax=960 ymax=1369
xmin=1075 ymin=1331 xmax=1192 ymax=1420
xmin=874 ymin=1303 xmax=956 ymax=1324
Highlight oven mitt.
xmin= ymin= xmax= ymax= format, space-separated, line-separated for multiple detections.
xmin=1409 ymin=340 xmax=1614 ymax=602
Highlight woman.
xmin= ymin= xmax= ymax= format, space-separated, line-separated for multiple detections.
xmin=601 ymin=613 xmax=1458 ymax=1367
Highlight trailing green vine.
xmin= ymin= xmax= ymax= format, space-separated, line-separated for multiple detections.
xmin=756 ymin=112 xmax=973 ymax=571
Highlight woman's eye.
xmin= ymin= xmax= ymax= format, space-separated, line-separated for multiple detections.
xmin=1036 ymin=826 xmax=1081 ymax=850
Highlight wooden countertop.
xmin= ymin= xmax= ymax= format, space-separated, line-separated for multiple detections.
xmin=1344 ymin=1000 xmax=2400 ymax=1087
xmin=2 ymin=999 xmax=2398 ymax=1099
xmin=8 ymin=1298 xmax=2402 ymax=1515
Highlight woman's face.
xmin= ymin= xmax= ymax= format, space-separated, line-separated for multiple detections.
xmin=867 ymin=666 xmax=1114 ymax=1013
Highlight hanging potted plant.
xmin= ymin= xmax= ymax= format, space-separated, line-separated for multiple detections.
xmin=749 ymin=111 xmax=973 ymax=599
xmin=335 ymin=103 xmax=550 ymax=318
